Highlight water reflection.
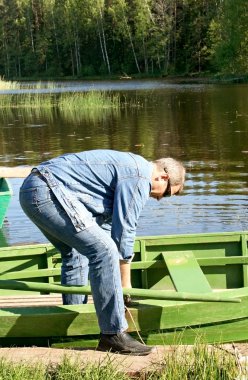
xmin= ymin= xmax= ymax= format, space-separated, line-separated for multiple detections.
xmin=0 ymin=79 xmax=205 ymax=94
xmin=0 ymin=81 xmax=248 ymax=246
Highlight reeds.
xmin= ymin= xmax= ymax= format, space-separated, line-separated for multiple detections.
xmin=59 ymin=91 xmax=120 ymax=110
xmin=0 ymin=91 xmax=120 ymax=110
xmin=0 ymin=78 xmax=56 ymax=91
xmin=0 ymin=78 xmax=120 ymax=111
xmin=0 ymin=77 xmax=21 ymax=90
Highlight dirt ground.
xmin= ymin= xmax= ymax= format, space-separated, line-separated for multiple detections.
xmin=0 ymin=344 xmax=248 ymax=376
xmin=0 ymin=345 xmax=170 ymax=376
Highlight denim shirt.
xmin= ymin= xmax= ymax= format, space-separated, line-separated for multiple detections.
xmin=34 ymin=150 xmax=153 ymax=262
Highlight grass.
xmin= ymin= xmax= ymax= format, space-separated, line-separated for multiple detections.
xmin=0 ymin=78 xmax=137 ymax=112
xmin=0 ymin=343 xmax=244 ymax=380
xmin=0 ymin=91 xmax=120 ymax=111
xmin=0 ymin=78 xmax=57 ymax=91
xmin=0 ymin=77 xmax=120 ymax=111
xmin=0 ymin=77 xmax=21 ymax=90
xmin=0 ymin=356 xmax=129 ymax=380
xmin=0 ymin=91 xmax=120 ymax=113
xmin=58 ymin=91 xmax=120 ymax=110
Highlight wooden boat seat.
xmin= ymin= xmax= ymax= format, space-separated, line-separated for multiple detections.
xmin=0 ymin=294 xmax=62 ymax=307
xmin=162 ymin=251 xmax=212 ymax=293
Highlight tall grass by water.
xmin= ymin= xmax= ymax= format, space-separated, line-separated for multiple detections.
xmin=0 ymin=343 xmax=243 ymax=380
xmin=59 ymin=91 xmax=120 ymax=110
xmin=0 ymin=78 xmax=120 ymax=111
xmin=0 ymin=77 xmax=21 ymax=90
xmin=0 ymin=92 xmax=120 ymax=110
xmin=0 ymin=78 xmax=56 ymax=91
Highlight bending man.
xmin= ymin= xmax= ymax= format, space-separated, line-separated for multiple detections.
xmin=19 ymin=149 xmax=185 ymax=355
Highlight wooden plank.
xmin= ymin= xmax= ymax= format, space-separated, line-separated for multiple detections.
xmin=145 ymin=317 xmax=248 ymax=345
xmin=0 ymin=294 xmax=94 ymax=307
xmin=0 ymin=268 xmax=61 ymax=280
xmin=137 ymin=231 xmax=244 ymax=246
xmin=0 ymin=295 xmax=62 ymax=307
xmin=131 ymin=256 xmax=248 ymax=270
xmin=242 ymin=234 xmax=248 ymax=286
xmin=140 ymin=240 xmax=148 ymax=289
xmin=0 ymin=246 xmax=54 ymax=259
xmin=0 ymin=256 xmax=247 ymax=281
xmin=162 ymin=251 xmax=212 ymax=293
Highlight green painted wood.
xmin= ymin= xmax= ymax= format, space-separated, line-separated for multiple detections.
xmin=0 ymin=244 xmax=55 ymax=258
xmin=0 ymin=178 xmax=12 ymax=229
xmin=131 ymin=256 xmax=248 ymax=270
xmin=31 ymin=314 xmax=248 ymax=348
xmin=0 ymin=304 xmax=99 ymax=338
xmin=0 ymin=231 xmax=247 ymax=344
xmin=144 ymin=317 xmax=248 ymax=345
xmin=162 ymin=251 xmax=212 ymax=293
xmin=133 ymin=231 xmax=246 ymax=253
xmin=0 ymin=229 xmax=8 ymax=248
xmin=0 ymin=287 xmax=247 ymax=339
xmin=0 ymin=268 xmax=61 ymax=280
xmin=133 ymin=286 xmax=248 ymax=329
xmin=242 ymin=234 xmax=248 ymax=286
xmin=50 ymin=314 xmax=248 ymax=348
xmin=140 ymin=240 xmax=148 ymax=289
xmin=0 ymin=280 xmax=240 ymax=302
xmin=0 ymin=231 xmax=247 ymax=293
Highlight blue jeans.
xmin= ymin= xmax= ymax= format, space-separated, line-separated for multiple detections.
xmin=19 ymin=173 xmax=128 ymax=334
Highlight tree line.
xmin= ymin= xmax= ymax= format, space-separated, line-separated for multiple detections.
xmin=0 ymin=0 xmax=247 ymax=79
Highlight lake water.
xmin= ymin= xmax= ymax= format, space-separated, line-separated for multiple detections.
xmin=0 ymin=79 xmax=247 ymax=246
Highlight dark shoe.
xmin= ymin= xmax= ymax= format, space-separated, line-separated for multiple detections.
xmin=97 ymin=332 xmax=155 ymax=355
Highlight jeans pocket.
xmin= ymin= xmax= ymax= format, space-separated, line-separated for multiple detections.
xmin=19 ymin=187 xmax=39 ymax=218
xmin=20 ymin=185 xmax=56 ymax=216
xmin=19 ymin=187 xmax=38 ymax=207
xmin=35 ymin=186 xmax=53 ymax=209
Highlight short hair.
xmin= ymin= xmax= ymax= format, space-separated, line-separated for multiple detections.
xmin=152 ymin=157 xmax=186 ymax=193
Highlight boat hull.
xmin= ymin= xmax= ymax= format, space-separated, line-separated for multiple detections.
xmin=0 ymin=230 xmax=247 ymax=345
xmin=0 ymin=178 xmax=12 ymax=229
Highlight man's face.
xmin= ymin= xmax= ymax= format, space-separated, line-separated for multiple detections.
xmin=150 ymin=179 xmax=182 ymax=201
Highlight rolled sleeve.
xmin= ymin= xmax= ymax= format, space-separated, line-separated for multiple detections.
xmin=111 ymin=177 xmax=150 ymax=262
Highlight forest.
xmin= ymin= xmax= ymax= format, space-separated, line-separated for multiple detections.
xmin=0 ymin=0 xmax=247 ymax=79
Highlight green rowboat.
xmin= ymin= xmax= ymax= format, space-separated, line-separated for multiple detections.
xmin=0 ymin=230 xmax=247 ymax=347
xmin=0 ymin=178 xmax=12 ymax=229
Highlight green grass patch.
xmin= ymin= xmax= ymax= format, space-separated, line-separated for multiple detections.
xmin=0 ymin=78 xmax=120 ymax=111
xmin=148 ymin=344 xmax=239 ymax=380
xmin=0 ymin=356 xmax=129 ymax=380
xmin=58 ymin=91 xmax=120 ymax=110
xmin=0 ymin=91 xmax=120 ymax=110
xmin=0 ymin=343 xmax=244 ymax=380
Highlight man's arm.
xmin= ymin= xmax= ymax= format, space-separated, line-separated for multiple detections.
xmin=112 ymin=177 xmax=150 ymax=262
xmin=120 ymin=261 xmax=132 ymax=288
xmin=101 ymin=221 xmax=132 ymax=288
xmin=0 ymin=166 xmax=32 ymax=178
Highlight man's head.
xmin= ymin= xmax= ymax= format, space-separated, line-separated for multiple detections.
xmin=150 ymin=157 xmax=186 ymax=200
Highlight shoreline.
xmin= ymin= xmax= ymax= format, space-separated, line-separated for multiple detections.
xmin=7 ymin=74 xmax=248 ymax=85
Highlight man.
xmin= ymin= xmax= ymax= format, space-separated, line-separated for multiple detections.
xmin=19 ymin=149 xmax=185 ymax=355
